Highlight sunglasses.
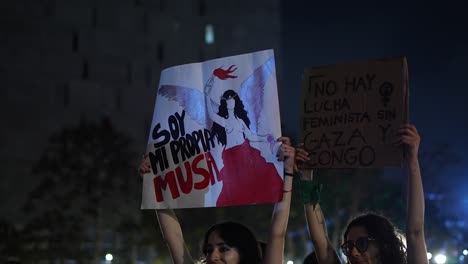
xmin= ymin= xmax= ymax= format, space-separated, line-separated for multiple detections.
xmin=341 ymin=237 xmax=376 ymax=256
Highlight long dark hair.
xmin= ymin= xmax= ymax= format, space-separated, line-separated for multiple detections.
xmin=202 ymin=221 xmax=261 ymax=264
xmin=211 ymin=90 xmax=250 ymax=146
xmin=343 ymin=213 xmax=407 ymax=264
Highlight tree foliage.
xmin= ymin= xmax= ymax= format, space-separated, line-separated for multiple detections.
xmin=22 ymin=117 xmax=141 ymax=263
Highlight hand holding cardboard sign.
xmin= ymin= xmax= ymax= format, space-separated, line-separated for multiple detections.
xmin=393 ymin=124 xmax=420 ymax=162
xmin=276 ymin=137 xmax=295 ymax=172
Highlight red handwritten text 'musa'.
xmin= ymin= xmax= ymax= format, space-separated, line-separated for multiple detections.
xmin=152 ymin=152 xmax=220 ymax=202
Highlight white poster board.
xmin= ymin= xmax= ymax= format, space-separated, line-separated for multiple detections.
xmin=141 ymin=49 xmax=284 ymax=209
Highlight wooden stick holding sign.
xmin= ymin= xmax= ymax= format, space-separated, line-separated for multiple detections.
xmin=300 ymin=57 xmax=409 ymax=168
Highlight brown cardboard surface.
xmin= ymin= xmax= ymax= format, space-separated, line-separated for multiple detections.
xmin=300 ymin=57 xmax=409 ymax=168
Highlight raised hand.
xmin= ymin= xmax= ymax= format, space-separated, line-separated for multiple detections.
xmin=138 ymin=154 xmax=151 ymax=176
xmin=394 ymin=124 xmax=420 ymax=162
xmin=295 ymin=143 xmax=310 ymax=168
xmin=276 ymin=137 xmax=295 ymax=172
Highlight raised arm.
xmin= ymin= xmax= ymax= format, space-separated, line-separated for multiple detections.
xmin=296 ymin=146 xmax=341 ymax=264
xmin=139 ymin=156 xmax=193 ymax=264
xmin=156 ymin=210 xmax=194 ymax=264
xmin=263 ymin=137 xmax=295 ymax=264
xmin=204 ymin=87 xmax=225 ymax=126
xmin=398 ymin=125 xmax=428 ymax=264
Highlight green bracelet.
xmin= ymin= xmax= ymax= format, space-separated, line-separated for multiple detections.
xmin=299 ymin=179 xmax=323 ymax=209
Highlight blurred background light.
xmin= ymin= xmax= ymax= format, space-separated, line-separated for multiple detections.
xmin=205 ymin=24 xmax=214 ymax=44
xmin=427 ymin=252 xmax=432 ymax=260
xmin=105 ymin=254 xmax=113 ymax=261
xmin=434 ymin=254 xmax=447 ymax=264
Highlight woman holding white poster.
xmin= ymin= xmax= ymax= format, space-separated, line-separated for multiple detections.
xmin=296 ymin=124 xmax=428 ymax=264
xmin=139 ymin=137 xmax=295 ymax=264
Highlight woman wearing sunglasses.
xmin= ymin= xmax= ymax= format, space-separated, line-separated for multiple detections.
xmin=297 ymin=124 xmax=428 ymax=264
xmin=341 ymin=213 xmax=406 ymax=263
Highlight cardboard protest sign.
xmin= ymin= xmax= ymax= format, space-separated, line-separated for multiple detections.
xmin=141 ymin=49 xmax=284 ymax=209
xmin=300 ymin=57 xmax=409 ymax=168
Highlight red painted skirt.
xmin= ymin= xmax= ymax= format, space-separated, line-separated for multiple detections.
xmin=216 ymin=140 xmax=283 ymax=206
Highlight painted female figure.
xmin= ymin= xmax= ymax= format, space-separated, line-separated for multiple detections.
xmin=204 ymin=66 xmax=283 ymax=206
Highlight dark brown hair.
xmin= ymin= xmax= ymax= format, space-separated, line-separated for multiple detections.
xmin=343 ymin=213 xmax=407 ymax=264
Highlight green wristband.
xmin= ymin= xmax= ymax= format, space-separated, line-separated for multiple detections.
xmin=299 ymin=179 xmax=323 ymax=208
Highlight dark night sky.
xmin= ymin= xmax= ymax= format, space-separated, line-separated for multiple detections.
xmin=1 ymin=3 xmax=467 ymax=263
xmin=1 ymin=0 xmax=467 ymax=225
xmin=280 ymin=1 xmax=468 ymax=217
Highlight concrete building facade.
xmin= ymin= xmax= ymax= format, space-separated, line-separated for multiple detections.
xmin=1 ymin=0 xmax=282 ymax=262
